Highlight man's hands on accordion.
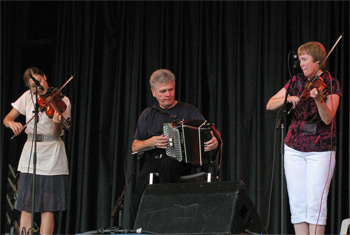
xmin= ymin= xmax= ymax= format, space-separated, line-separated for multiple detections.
xmin=132 ymin=131 xmax=218 ymax=153
xmin=132 ymin=134 xmax=168 ymax=152
xmin=152 ymin=131 xmax=218 ymax=151
xmin=204 ymin=131 xmax=219 ymax=152
xmin=151 ymin=134 xmax=169 ymax=149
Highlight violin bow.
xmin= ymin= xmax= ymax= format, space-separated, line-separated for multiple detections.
xmin=287 ymin=33 xmax=344 ymax=114
xmin=10 ymin=74 xmax=75 ymax=139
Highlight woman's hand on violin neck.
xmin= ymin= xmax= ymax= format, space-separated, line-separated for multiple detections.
xmin=51 ymin=111 xmax=64 ymax=138
xmin=287 ymin=96 xmax=300 ymax=107
xmin=52 ymin=111 xmax=63 ymax=124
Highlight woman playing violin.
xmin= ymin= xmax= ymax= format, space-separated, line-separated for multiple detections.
xmin=266 ymin=42 xmax=342 ymax=235
xmin=3 ymin=67 xmax=71 ymax=235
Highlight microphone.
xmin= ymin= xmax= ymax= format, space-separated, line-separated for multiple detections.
xmin=28 ymin=73 xmax=44 ymax=91
xmin=292 ymin=50 xmax=299 ymax=68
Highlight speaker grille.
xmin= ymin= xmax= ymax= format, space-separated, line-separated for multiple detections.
xmin=134 ymin=181 xmax=266 ymax=234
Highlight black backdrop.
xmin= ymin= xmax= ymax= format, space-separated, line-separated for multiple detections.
xmin=1 ymin=1 xmax=349 ymax=234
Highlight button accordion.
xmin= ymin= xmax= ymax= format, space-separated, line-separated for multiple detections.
xmin=163 ymin=120 xmax=217 ymax=166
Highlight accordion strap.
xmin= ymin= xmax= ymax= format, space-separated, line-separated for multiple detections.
xmin=151 ymin=106 xmax=179 ymax=122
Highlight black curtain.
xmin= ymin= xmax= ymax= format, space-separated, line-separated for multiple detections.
xmin=1 ymin=1 xmax=349 ymax=234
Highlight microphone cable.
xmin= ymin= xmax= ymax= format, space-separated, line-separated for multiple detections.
xmin=315 ymin=70 xmax=336 ymax=235
xmin=111 ymin=146 xmax=156 ymax=217
xmin=111 ymin=152 xmax=141 ymax=217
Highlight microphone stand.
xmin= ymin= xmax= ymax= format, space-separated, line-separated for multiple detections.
xmin=31 ymin=87 xmax=40 ymax=235
xmin=276 ymin=108 xmax=285 ymax=235
xmin=276 ymin=81 xmax=291 ymax=235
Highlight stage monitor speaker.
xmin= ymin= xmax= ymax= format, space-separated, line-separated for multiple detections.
xmin=134 ymin=181 xmax=267 ymax=234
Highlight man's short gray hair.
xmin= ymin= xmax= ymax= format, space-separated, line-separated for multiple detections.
xmin=150 ymin=69 xmax=175 ymax=90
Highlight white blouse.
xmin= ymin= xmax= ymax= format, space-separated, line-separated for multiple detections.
xmin=12 ymin=90 xmax=71 ymax=175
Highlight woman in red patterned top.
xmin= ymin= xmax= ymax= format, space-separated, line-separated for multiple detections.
xmin=266 ymin=41 xmax=342 ymax=235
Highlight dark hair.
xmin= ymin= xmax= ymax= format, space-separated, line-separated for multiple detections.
xmin=23 ymin=67 xmax=45 ymax=87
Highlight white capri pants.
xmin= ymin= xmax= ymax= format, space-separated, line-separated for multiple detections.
xmin=284 ymin=144 xmax=336 ymax=225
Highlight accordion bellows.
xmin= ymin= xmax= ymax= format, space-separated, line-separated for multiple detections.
xmin=163 ymin=120 xmax=216 ymax=165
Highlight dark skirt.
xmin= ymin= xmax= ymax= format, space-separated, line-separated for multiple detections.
xmin=16 ymin=173 xmax=68 ymax=213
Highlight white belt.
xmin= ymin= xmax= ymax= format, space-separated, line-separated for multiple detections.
xmin=27 ymin=134 xmax=60 ymax=142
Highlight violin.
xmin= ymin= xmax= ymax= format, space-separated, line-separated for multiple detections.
xmin=287 ymin=33 xmax=343 ymax=114
xmin=37 ymin=87 xmax=71 ymax=130
xmin=301 ymin=73 xmax=328 ymax=102
xmin=11 ymin=75 xmax=74 ymax=139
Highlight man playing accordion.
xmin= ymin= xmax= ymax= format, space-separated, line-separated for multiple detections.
xmin=131 ymin=69 xmax=221 ymax=222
